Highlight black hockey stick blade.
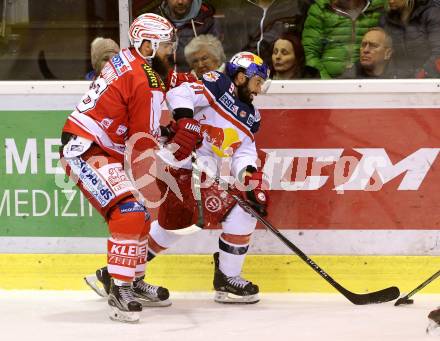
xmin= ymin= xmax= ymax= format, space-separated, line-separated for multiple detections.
xmin=229 ymin=193 xmax=400 ymax=305
xmin=394 ymin=297 xmax=414 ymax=306
xmin=394 ymin=269 xmax=440 ymax=306
xmin=339 ymin=285 xmax=400 ymax=305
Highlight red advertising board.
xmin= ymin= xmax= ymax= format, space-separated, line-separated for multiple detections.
xmin=258 ymin=108 xmax=440 ymax=230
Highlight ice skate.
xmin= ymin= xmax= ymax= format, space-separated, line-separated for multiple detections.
xmin=84 ymin=266 xmax=111 ymax=297
xmin=132 ymin=275 xmax=172 ymax=307
xmin=427 ymin=307 xmax=440 ymax=336
xmin=108 ymin=279 xmax=142 ymax=323
xmin=213 ymin=252 xmax=259 ymax=304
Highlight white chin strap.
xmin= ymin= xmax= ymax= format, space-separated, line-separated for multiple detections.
xmin=134 ymin=40 xmax=158 ymax=60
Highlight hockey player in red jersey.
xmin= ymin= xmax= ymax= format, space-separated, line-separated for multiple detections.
xmin=85 ymin=52 xmax=270 ymax=304
xmin=60 ymin=13 xmax=202 ymax=323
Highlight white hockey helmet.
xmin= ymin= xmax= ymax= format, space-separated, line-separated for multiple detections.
xmin=128 ymin=13 xmax=176 ymax=59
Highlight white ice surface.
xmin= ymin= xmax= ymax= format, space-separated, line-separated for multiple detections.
xmin=1 ymin=290 xmax=438 ymax=341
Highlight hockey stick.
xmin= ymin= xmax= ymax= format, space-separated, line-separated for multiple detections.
xmin=394 ymin=269 xmax=440 ymax=306
xmin=192 ymin=153 xmax=204 ymax=229
xmin=161 ymin=152 xmax=204 ymax=236
xmin=191 ymin=156 xmax=400 ymax=305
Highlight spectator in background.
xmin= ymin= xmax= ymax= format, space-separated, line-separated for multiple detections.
xmin=381 ymin=0 xmax=440 ymax=78
xmin=87 ymin=37 xmax=120 ymax=80
xmin=302 ymin=0 xmax=384 ymax=79
xmin=340 ymin=27 xmax=396 ymax=78
xmin=184 ymin=34 xmax=225 ymax=78
xmin=270 ymin=32 xmax=318 ymax=79
xmin=156 ymin=0 xmax=222 ymax=72
xmin=223 ymin=0 xmax=312 ymax=65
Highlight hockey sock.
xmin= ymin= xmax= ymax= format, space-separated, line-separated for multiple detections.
xmin=107 ymin=238 xmax=138 ymax=282
xmin=218 ymin=233 xmax=251 ymax=277
xmin=148 ymin=220 xmax=183 ymax=254
xmin=135 ymin=239 xmax=148 ymax=277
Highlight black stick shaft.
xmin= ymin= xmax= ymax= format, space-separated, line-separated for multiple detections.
xmin=403 ymin=270 xmax=440 ymax=299
xmin=231 ymin=194 xmax=350 ymax=295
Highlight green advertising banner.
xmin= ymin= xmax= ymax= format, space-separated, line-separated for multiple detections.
xmin=0 ymin=111 xmax=107 ymax=237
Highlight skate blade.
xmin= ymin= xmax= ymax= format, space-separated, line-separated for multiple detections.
xmin=84 ymin=274 xmax=108 ymax=298
xmin=108 ymin=306 xmax=140 ymax=323
xmin=137 ymin=298 xmax=172 ymax=308
xmin=214 ymin=291 xmax=259 ymax=304
xmin=427 ymin=321 xmax=440 ymax=336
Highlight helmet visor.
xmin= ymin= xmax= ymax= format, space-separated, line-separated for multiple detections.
xmin=245 ymin=62 xmax=270 ymax=80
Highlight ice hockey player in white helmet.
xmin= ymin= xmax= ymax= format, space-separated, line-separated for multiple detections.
xmin=61 ymin=12 xmax=195 ymax=323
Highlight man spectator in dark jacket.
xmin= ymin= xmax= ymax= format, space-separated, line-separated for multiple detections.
xmin=340 ymin=27 xmax=396 ymax=78
xmin=223 ymin=0 xmax=312 ymax=64
xmin=159 ymin=0 xmax=222 ymax=71
xmin=381 ymin=0 xmax=440 ymax=78
xmin=133 ymin=0 xmax=222 ymax=71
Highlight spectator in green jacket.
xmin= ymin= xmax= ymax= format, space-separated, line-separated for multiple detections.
xmin=302 ymin=0 xmax=385 ymax=79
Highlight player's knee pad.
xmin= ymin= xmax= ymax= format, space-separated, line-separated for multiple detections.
xmin=221 ymin=204 xmax=257 ymax=236
xmin=108 ymin=197 xmax=150 ymax=240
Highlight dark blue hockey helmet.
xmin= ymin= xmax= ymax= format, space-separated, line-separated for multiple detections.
xmin=225 ymin=52 xmax=270 ymax=80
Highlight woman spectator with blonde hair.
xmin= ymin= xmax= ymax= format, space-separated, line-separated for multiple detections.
xmin=381 ymin=0 xmax=440 ymax=78
xmin=184 ymin=34 xmax=226 ymax=79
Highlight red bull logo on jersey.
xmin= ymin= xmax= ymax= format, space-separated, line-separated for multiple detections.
xmin=202 ymin=124 xmax=241 ymax=158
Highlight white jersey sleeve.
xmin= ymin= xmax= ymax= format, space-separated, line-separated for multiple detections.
xmin=166 ymin=82 xmax=209 ymax=112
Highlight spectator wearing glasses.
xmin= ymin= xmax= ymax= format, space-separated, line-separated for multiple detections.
xmin=184 ymin=34 xmax=226 ymax=79
xmin=302 ymin=0 xmax=385 ymax=79
xmin=340 ymin=27 xmax=396 ymax=78
xmin=381 ymin=0 xmax=440 ymax=78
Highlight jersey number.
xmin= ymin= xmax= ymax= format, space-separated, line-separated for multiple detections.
xmin=76 ymin=77 xmax=108 ymax=113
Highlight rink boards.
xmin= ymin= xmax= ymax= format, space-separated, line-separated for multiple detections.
xmin=0 ymin=80 xmax=439 ymax=291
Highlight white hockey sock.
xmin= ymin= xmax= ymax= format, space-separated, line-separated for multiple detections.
xmin=219 ymin=250 xmax=247 ymax=277
xmin=149 ymin=220 xmax=183 ymax=251
xmin=218 ymin=236 xmax=249 ymax=277
xmin=135 ymin=239 xmax=148 ymax=277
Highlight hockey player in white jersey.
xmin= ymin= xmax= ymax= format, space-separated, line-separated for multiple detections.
xmin=86 ymin=51 xmax=270 ymax=304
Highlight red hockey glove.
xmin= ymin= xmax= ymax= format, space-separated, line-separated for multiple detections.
xmin=242 ymin=166 xmax=269 ymax=217
xmin=170 ymin=118 xmax=202 ymax=161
